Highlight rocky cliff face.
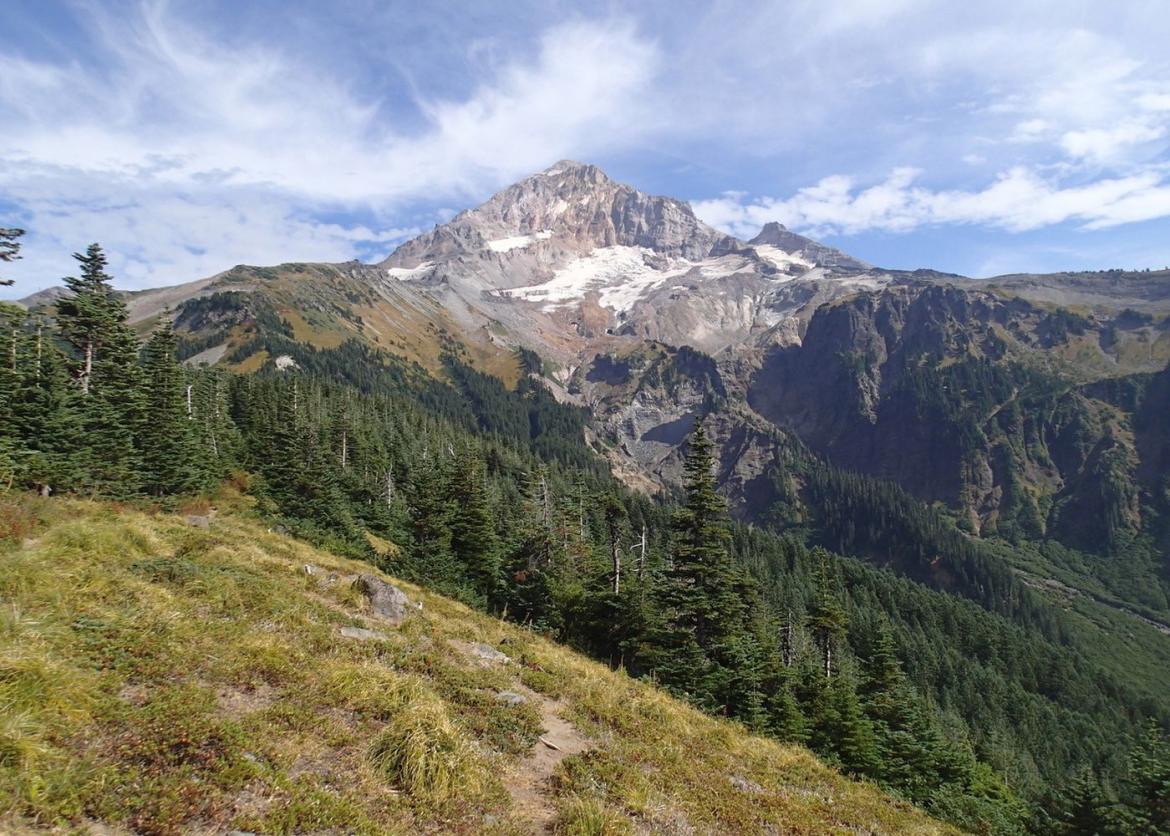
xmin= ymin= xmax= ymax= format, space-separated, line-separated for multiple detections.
xmin=747 ymin=282 xmax=1154 ymax=547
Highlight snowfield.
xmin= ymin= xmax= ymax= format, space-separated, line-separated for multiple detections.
xmin=487 ymin=230 xmax=553 ymax=253
xmin=753 ymin=245 xmax=813 ymax=272
xmin=496 ymin=246 xmax=826 ymax=314
xmin=499 ymin=246 xmax=693 ymax=313
xmin=386 ymin=262 xmax=433 ymax=280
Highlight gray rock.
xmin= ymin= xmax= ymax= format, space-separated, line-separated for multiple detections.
xmin=184 ymin=514 xmax=211 ymax=529
xmin=340 ymin=625 xmax=390 ymax=642
xmin=469 ymin=642 xmax=510 ymax=665
xmin=354 ymin=574 xmax=413 ymax=625
xmin=495 ymin=690 xmax=526 ymax=706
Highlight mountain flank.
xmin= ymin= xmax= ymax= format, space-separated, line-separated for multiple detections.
xmin=0 ymin=494 xmax=950 ymax=835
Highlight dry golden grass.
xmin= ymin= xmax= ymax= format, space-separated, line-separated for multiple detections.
xmin=0 ymin=495 xmax=955 ymax=834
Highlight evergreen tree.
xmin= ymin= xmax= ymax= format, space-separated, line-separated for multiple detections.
xmin=763 ymin=658 xmax=808 ymax=743
xmin=646 ymin=421 xmax=757 ymax=715
xmin=139 ymin=322 xmax=203 ymax=495
xmin=0 ymin=314 xmax=82 ymax=492
xmin=56 ymin=244 xmax=122 ymax=396
xmin=406 ymin=449 xmax=459 ymax=590
xmin=502 ymin=465 xmax=557 ymax=626
xmin=55 ymin=244 xmax=142 ymax=494
xmin=1121 ymin=722 xmax=1170 ymax=834
xmin=862 ymin=626 xmax=949 ymax=797
xmin=803 ymin=664 xmax=879 ymax=777
xmin=807 ymin=550 xmax=847 ymax=678
xmin=191 ymin=369 xmax=242 ymax=477
xmin=1045 ymin=769 xmax=1122 ymax=835
xmin=449 ymin=444 xmax=500 ymax=604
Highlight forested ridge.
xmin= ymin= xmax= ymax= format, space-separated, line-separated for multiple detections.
xmin=3 ymin=241 xmax=1169 ymax=834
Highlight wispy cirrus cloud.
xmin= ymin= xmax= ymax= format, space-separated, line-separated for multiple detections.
xmin=0 ymin=2 xmax=658 ymax=292
xmin=694 ymin=12 xmax=1170 ymax=251
xmin=695 ymin=166 xmax=1170 ymax=239
xmin=2 ymin=0 xmax=1169 ymax=292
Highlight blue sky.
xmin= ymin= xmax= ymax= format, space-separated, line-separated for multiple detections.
xmin=2 ymin=0 xmax=1169 ymax=296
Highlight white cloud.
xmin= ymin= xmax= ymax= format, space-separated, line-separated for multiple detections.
xmin=0 ymin=6 xmax=657 ymax=202
xmin=0 ymin=3 xmax=659 ymax=292
xmin=1009 ymin=119 xmax=1051 ymax=143
xmin=1060 ymin=120 xmax=1165 ymax=163
xmin=1139 ymin=92 xmax=1170 ymax=112
xmin=694 ymin=166 xmax=1170 ymax=239
xmin=5 ymin=174 xmax=423 ymax=293
xmin=3 ymin=0 xmax=1170 ymax=293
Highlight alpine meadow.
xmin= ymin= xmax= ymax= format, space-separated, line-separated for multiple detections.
xmin=2 ymin=2 xmax=1170 ymax=834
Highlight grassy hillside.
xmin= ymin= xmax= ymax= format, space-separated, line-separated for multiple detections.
xmin=0 ymin=495 xmax=951 ymax=835
xmin=139 ymin=264 xmax=525 ymax=385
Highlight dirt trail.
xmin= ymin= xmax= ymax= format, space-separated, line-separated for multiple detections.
xmin=505 ymin=682 xmax=593 ymax=833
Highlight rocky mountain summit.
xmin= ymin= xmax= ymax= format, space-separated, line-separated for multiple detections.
xmin=748 ymin=221 xmax=871 ymax=272
xmin=384 ymin=160 xmax=731 ymax=271
xmin=374 ymin=161 xmax=896 ymax=363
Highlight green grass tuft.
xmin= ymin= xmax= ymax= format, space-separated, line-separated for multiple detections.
xmin=367 ymin=688 xmax=488 ymax=805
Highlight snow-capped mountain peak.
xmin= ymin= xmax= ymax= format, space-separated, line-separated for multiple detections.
xmin=376 ymin=161 xmax=884 ymax=357
xmin=748 ymin=221 xmax=870 ymax=271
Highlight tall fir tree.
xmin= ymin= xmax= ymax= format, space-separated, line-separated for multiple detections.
xmin=807 ymin=550 xmax=847 ymax=678
xmin=139 ymin=321 xmax=204 ymax=496
xmin=1121 ymin=722 xmax=1170 ymax=834
xmin=406 ymin=448 xmax=459 ymax=591
xmin=55 ymin=244 xmax=142 ymax=494
xmin=645 ymin=421 xmax=759 ymax=716
xmin=0 ymin=311 xmax=82 ymax=492
xmin=449 ymin=444 xmax=501 ymax=605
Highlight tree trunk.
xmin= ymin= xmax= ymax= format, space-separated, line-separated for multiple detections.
xmin=637 ymin=524 xmax=647 ymax=580
xmin=611 ymin=530 xmax=622 ymax=595
xmin=82 ymin=339 xmax=93 ymax=395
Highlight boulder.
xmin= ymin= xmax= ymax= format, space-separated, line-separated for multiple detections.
xmin=468 ymin=642 xmax=510 ymax=665
xmin=354 ymin=574 xmax=413 ymax=626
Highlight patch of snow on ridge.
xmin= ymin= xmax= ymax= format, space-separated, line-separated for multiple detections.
xmin=500 ymin=246 xmax=695 ymax=314
xmin=487 ymin=230 xmax=553 ymax=253
xmin=698 ymin=254 xmax=753 ymax=280
xmin=753 ymin=245 xmax=813 ymax=272
xmin=386 ymin=262 xmax=433 ymax=280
